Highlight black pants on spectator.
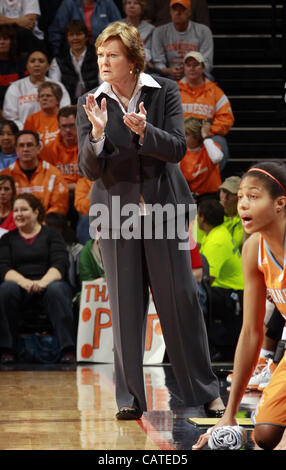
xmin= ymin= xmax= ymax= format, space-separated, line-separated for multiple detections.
xmin=208 ymin=286 xmax=243 ymax=350
xmin=0 ymin=280 xmax=75 ymax=353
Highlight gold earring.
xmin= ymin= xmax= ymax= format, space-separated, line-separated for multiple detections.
xmin=129 ymin=69 xmax=133 ymax=75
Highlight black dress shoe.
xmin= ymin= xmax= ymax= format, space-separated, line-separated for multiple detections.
xmin=116 ymin=408 xmax=143 ymax=420
xmin=204 ymin=405 xmax=225 ymax=418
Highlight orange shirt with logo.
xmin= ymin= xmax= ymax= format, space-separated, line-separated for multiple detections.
xmin=24 ymin=110 xmax=59 ymax=147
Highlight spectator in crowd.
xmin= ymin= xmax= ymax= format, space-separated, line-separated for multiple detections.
xmin=48 ymin=0 xmax=122 ymax=56
xmin=0 ymin=174 xmax=16 ymax=231
xmin=0 ymin=0 xmax=45 ymax=53
xmin=219 ymin=176 xmax=244 ymax=253
xmin=0 ymin=130 xmax=69 ymax=215
xmin=178 ymin=50 xmax=234 ymax=170
xmin=151 ymin=0 xmax=213 ymax=81
xmin=0 ymin=24 xmax=27 ymax=109
xmin=145 ymin=0 xmax=210 ymax=27
xmin=180 ymin=116 xmax=222 ymax=200
xmin=2 ymin=50 xmax=70 ymax=130
xmin=0 ymin=120 xmax=19 ymax=170
xmin=40 ymin=105 xmax=80 ymax=229
xmin=0 ymin=193 xmax=76 ymax=364
xmin=197 ymin=199 xmax=244 ymax=360
xmin=121 ymin=0 xmax=154 ymax=70
xmin=74 ymin=176 xmax=92 ymax=244
xmin=40 ymin=106 xmax=79 ymax=189
xmin=48 ymin=20 xmax=99 ymax=105
xmin=79 ymin=238 xmax=105 ymax=282
xmin=23 ymin=82 xmax=62 ymax=148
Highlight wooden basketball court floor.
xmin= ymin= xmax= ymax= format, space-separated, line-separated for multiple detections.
xmin=0 ymin=363 xmax=272 ymax=451
xmin=2 ymin=360 xmax=281 ymax=454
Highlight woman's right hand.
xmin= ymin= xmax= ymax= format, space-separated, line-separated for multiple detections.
xmin=18 ymin=278 xmax=34 ymax=293
xmin=83 ymin=94 xmax=107 ymax=140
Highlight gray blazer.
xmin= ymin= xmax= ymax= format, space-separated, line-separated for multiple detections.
xmin=76 ymin=76 xmax=194 ymax=229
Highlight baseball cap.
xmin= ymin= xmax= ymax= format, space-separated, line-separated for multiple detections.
xmin=219 ymin=176 xmax=241 ymax=194
xmin=184 ymin=51 xmax=205 ymax=64
xmin=170 ymin=0 xmax=191 ymax=9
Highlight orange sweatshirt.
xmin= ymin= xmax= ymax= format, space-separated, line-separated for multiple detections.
xmin=74 ymin=177 xmax=93 ymax=215
xmin=178 ymin=78 xmax=234 ymax=136
xmin=180 ymin=143 xmax=222 ymax=195
xmin=40 ymin=134 xmax=80 ymax=185
xmin=0 ymin=158 xmax=69 ymax=215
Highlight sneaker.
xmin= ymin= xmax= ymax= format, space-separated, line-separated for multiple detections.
xmin=257 ymin=362 xmax=277 ymax=391
xmin=247 ymin=358 xmax=276 ymax=391
xmin=226 ymin=356 xmax=268 ymax=384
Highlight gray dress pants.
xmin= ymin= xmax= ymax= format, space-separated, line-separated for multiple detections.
xmin=99 ymin=218 xmax=220 ymax=411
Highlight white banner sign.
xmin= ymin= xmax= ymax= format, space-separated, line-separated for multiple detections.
xmin=77 ymin=280 xmax=166 ymax=364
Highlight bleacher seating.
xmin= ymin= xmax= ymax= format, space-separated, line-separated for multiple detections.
xmin=208 ymin=0 xmax=286 ymax=177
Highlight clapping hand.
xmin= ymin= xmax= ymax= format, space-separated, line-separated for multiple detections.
xmin=83 ymin=94 xmax=107 ymax=140
xmin=123 ymin=101 xmax=147 ymax=139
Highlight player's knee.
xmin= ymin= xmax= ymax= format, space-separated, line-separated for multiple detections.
xmin=255 ymin=424 xmax=284 ymax=450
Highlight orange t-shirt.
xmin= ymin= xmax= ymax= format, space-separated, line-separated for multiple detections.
xmin=24 ymin=110 xmax=59 ymax=147
xmin=180 ymin=145 xmax=222 ymax=195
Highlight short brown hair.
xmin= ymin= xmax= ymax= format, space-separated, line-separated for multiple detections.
xmin=66 ymin=19 xmax=89 ymax=38
xmin=95 ymin=21 xmax=145 ymax=75
xmin=122 ymin=0 xmax=146 ymax=16
xmin=58 ymin=105 xmax=77 ymax=121
xmin=38 ymin=81 xmax=63 ymax=104
xmin=13 ymin=193 xmax=46 ymax=223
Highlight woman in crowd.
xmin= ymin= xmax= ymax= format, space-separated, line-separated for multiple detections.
xmin=2 ymin=50 xmax=70 ymax=129
xmin=193 ymin=161 xmax=286 ymax=451
xmin=48 ymin=20 xmax=99 ymax=105
xmin=122 ymin=0 xmax=154 ymax=70
xmin=178 ymin=51 xmax=234 ymax=170
xmin=23 ymin=81 xmax=62 ymax=148
xmin=77 ymin=21 xmax=224 ymax=420
xmin=0 ymin=174 xmax=16 ymax=232
xmin=0 ymin=120 xmax=19 ymax=170
xmin=0 ymin=193 xmax=75 ymax=364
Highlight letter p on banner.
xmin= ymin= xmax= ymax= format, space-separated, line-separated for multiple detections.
xmin=77 ymin=280 xmax=166 ymax=363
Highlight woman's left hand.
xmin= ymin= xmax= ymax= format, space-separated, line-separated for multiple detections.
xmin=123 ymin=101 xmax=147 ymax=139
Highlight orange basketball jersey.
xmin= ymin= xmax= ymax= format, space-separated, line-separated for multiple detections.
xmin=258 ymin=234 xmax=286 ymax=320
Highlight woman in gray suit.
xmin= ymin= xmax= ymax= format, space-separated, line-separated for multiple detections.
xmin=77 ymin=21 xmax=224 ymax=420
